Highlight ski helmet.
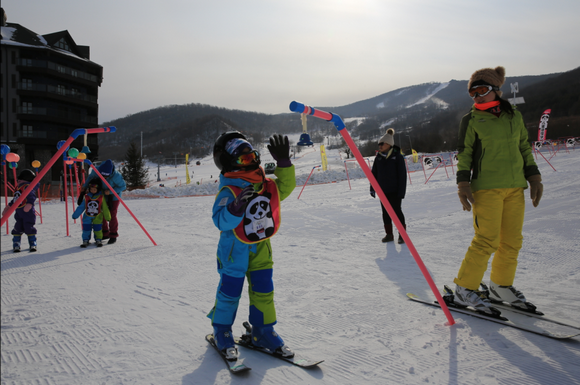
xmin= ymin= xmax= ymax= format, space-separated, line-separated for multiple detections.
xmin=18 ymin=169 xmax=36 ymax=182
xmin=213 ymin=131 xmax=260 ymax=172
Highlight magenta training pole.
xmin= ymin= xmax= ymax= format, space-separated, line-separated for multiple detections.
xmin=289 ymin=101 xmax=455 ymax=326
xmin=3 ymin=161 xmax=9 ymax=234
xmin=86 ymin=161 xmax=157 ymax=246
xmin=1 ymin=127 xmax=117 ymax=227
xmin=297 ymin=166 xmax=320 ymax=199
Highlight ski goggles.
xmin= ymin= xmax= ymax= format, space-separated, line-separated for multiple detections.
xmin=469 ymin=85 xmax=498 ymax=98
xmin=234 ymin=150 xmax=260 ymax=166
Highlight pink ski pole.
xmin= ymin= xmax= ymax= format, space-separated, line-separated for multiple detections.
xmin=86 ymin=161 xmax=157 ymax=246
xmin=289 ymin=101 xmax=455 ymax=326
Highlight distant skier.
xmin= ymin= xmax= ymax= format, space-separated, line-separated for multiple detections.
xmin=72 ymin=179 xmax=111 ymax=248
xmin=207 ymin=131 xmax=296 ymax=360
xmin=2 ymin=169 xmax=39 ymax=252
xmin=370 ymin=128 xmax=407 ymax=243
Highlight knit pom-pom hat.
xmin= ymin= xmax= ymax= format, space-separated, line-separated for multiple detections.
xmin=379 ymin=128 xmax=395 ymax=146
xmin=468 ymin=66 xmax=506 ymax=97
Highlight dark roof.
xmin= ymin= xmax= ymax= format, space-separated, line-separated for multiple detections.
xmin=2 ymin=22 xmax=93 ymax=61
xmin=2 ymin=22 xmax=47 ymax=46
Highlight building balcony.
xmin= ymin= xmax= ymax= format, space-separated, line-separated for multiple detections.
xmin=18 ymin=106 xmax=98 ymax=125
xmin=18 ymin=58 xmax=100 ymax=84
xmin=18 ymin=82 xmax=97 ymax=104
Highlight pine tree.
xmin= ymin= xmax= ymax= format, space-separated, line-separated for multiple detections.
xmin=120 ymin=142 xmax=149 ymax=189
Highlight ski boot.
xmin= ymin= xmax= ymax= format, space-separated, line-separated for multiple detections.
xmin=381 ymin=234 xmax=394 ymax=243
xmin=107 ymin=238 xmax=117 ymax=245
xmin=12 ymin=235 xmax=22 ymax=252
xmin=28 ymin=235 xmax=37 ymax=252
xmin=243 ymin=322 xmax=294 ymax=358
xmin=80 ymin=240 xmax=90 ymax=248
xmin=96 ymin=239 xmax=103 ymax=247
xmin=213 ymin=325 xmax=238 ymax=361
xmin=487 ymin=280 xmax=540 ymax=313
xmin=453 ymin=284 xmax=500 ymax=316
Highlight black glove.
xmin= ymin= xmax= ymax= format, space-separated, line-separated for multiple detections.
xmin=228 ymin=185 xmax=254 ymax=216
xmin=77 ymin=190 xmax=86 ymax=206
xmin=267 ymin=134 xmax=291 ymax=168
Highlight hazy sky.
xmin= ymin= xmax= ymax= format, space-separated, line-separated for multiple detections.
xmin=4 ymin=0 xmax=580 ymax=123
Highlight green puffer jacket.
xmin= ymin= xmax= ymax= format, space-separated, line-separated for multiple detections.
xmin=456 ymin=106 xmax=540 ymax=192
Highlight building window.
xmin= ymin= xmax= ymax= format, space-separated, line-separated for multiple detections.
xmin=11 ymin=75 xmax=17 ymax=88
xmin=56 ymin=38 xmax=71 ymax=52
xmin=22 ymin=102 xmax=33 ymax=114
xmin=11 ymin=51 xmax=16 ymax=64
xmin=57 ymin=85 xmax=66 ymax=95
xmin=22 ymin=79 xmax=33 ymax=90
xmin=13 ymin=123 xmax=18 ymax=136
xmin=22 ymin=125 xmax=34 ymax=138
xmin=12 ymin=99 xmax=17 ymax=113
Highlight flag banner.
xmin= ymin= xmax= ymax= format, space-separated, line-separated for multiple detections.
xmin=320 ymin=144 xmax=328 ymax=171
xmin=185 ymin=154 xmax=191 ymax=184
xmin=537 ymin=109 xmax=551 ymax=141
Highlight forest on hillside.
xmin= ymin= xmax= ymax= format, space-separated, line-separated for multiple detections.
xmin=98 ymin=68 xmax=579 ymax=162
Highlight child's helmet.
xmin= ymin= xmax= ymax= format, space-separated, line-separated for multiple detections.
xmin=88 ymin=178 xmax=102 ymax=190
xmin=213 ymin=131 xmax=260 ymax=172
xmin=18 ymin=169 xmax=36 ymax=182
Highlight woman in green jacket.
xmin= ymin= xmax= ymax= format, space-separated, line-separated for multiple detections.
xmin=453 ymin=66 xmax=543 ymax=316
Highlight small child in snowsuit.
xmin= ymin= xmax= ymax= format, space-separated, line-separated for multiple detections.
xmin=72 ymin=179 xmax=111 ymax=248
xmin=2 ymin=169 xmax=39 ymax=252
xmin=208 ymin=132 xmax=296 ymax=360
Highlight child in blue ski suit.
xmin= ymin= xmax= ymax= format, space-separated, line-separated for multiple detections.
xmin=2 ymin=169 xmax=39 ymax=252
xmin=73 ymin=180 xmax=111 ymax=247
xmin=208 ymin=132 xmax=296 ymax=360
xmin=81 ymin=159 xmax=126 ymax=244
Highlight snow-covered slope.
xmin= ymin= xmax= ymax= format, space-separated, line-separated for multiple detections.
xmin=2 ymin=141 xmax=579 ymax=384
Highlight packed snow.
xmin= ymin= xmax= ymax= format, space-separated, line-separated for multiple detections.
xmin=2 ymin=135 xmax=579 ymax=385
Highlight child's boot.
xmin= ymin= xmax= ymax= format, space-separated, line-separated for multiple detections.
xmin=13 ymin=235 xmax=21 ymax=252
xmin=250 ymin=324 xmax=294 ymax=358
xmin=28 ymin=235 xmax=37 ymax=252
xmin=81 ymin=240 xmax=90 ymax=248
xmin=96 ymin=239 xmax=103 ymax=247
xmin=212 ymin=325 xmax=238 ymax=361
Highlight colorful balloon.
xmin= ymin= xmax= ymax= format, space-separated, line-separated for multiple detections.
xmin=68 ymin=148 xmax=79 ymax=158
xmin=57 ymin=140 xmax=66 ymax=150
xmin=77 ymin=153 xmax=87 ymax=160
xmin=0 ymin=144 xmax=10 ymax=155
xmin=5 ymin=153 xmax=20 ymax=162
xmin=32 ymin=160 xmax=41 ymax=168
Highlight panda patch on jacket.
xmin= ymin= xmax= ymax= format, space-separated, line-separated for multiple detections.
xmin=243 ymin=191 xmax=275 ymax=242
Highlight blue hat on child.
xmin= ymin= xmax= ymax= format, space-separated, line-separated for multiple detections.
xmin=98 ymin=159 xmax=114 ymax=176
xmin=225 ymin=138 xmax=253 ymax=157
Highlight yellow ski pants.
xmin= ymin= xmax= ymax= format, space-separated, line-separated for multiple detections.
xmin=454 ymin=187 xmax=525 ymax=290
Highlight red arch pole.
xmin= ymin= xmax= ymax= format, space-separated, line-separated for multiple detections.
xmin=63 ymin=161 xmax=70 ymax=236
xmin=297 ymin=165 xmax=321 ymax=199
xmin=2 ymin=162 xmax=8 ymax=234
xmin=1 ymin=127 xmax=117 ymax=227
xmin=289 ymin=101 xmax=455 ymax=326
xmin=83 ymin=160 xmax=157 ymax=246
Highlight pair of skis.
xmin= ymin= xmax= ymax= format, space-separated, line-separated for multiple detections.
xmin=206 ymin=322 xmax=323 ymax=374
xmin=408 ymin=285 xmax=580 ymax=339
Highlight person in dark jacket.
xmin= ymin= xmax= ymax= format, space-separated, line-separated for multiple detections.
xmin=2 ymin=169 xmax=39 ymax=252
xmin=370 ymin=128 xmax=407 ymax=243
